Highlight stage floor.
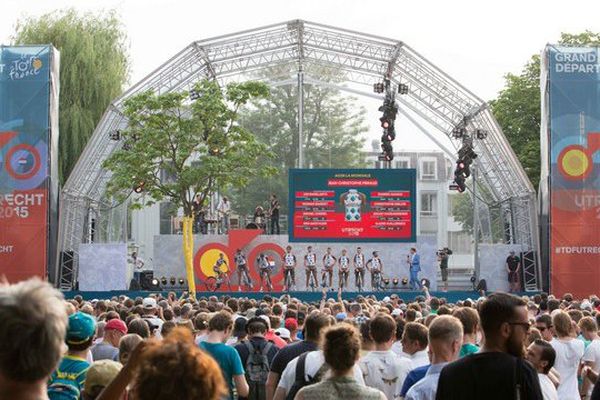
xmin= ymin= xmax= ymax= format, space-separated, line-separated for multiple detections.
xmin=62 ymin=290 xmax=513 ymax=303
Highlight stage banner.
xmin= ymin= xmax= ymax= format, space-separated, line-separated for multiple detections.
xmin=545 ymin=46 xmax=600 ymax=296
xmin=288 ymin=169 xmax=417 ymax=242
xmin=0 ymin=46 xmax=59 ymax=283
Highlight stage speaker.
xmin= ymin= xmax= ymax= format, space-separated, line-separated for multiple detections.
xmin=129 ymin=278 xmax=141 ymax=291
xmin=139 ymin=271 xmax=154 ymax=290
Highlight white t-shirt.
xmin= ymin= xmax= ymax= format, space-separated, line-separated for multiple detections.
xmin=359 ymin=350 xmax=412 ymax=400
xmin=391 ymin=341 xmax=403 ymax=356
xmin=583 ymin=339 xmax=600 ymax=396
xmin=277 ymin=350 xmax=365 ymax=394
xmin=406 ymin=349 xmax=430 ymax=369
xmin=550 ymin=338 xmax=584 ymax=400
xmin=538 ymin=373 xmax=558 ymax=400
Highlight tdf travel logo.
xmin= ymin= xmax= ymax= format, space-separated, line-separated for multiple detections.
xmin=557 ymin=132 xmax=600 ymax=180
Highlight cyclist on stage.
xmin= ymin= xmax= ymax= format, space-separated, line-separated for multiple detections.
xmin=256 ymin=253 xmax=272 ymax=292
xmin=283 ymin=245 xmax=297 ymax=291
xmin=234 ymin=249 xmax=252 ymax=291
xmin=366 ymin=251 xmax=384 ymax=291
xmin=322 ymin=247 xmax=337 ymax=289
xmin=338 ymin=249 xmax=350 ymax=290
xmin=353 ymin=247 xmax=366 ymax=292
xmin=212 ymin=253 xmax=232 ymax=291
xmin=304 ymin=246 xmax=318 ymax=290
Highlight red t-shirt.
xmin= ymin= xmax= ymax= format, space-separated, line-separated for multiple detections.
xmin=265 ymin=330 xmax=287 ymax=348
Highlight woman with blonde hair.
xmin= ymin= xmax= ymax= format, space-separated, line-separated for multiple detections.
xmin=295 ymin=323 xmax=386 ymax=400
xmin=550 ymin=311 xmax=584 ymax=400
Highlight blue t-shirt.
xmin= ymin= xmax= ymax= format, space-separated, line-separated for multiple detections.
xmin=400 ymin=364 xmax=430 ymax=397
xmin=200 ymin=341 xmax=245 ymax=399
xmin=47 ymin=355 xmax=90 ymax=399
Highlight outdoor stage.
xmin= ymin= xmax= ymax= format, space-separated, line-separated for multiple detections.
xmin=61 ymin=290 xmax=513 ymax=304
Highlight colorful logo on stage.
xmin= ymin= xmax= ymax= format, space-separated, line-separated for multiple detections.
xmin=193 ymin=230 xmax=285 ymax=291
xmin=0 ymin=122 xmax=47 ymax=190
xmin=557 ymin=132 xmax=600 ymax=180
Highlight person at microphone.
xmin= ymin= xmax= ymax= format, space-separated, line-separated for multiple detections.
xmin=408 ymin=247 xmax=421 ymax=290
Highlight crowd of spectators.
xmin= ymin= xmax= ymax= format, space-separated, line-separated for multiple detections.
xmin=3 ymin=276 xmax=600 ymax=399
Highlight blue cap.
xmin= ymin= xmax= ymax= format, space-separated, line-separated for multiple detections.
xmin=335 ymin=312 xmax=348 ymax=321
xmin=66 ymin=312 xmax=96 ymax=344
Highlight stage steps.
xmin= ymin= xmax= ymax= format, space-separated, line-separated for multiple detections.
xmin=435 ymin=266 xmax=475 ymax=291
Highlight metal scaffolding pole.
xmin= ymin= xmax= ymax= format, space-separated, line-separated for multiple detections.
xmin=297 ymin=65 xmax=304 ymax=169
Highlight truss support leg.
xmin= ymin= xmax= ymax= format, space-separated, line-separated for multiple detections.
xmin=473 ymin=161 xmax=480 ymax=281
xmin=297 ymin=65 xmax=304 ymax=169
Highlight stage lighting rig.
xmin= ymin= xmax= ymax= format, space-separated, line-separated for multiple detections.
xmin=475 ymin=129 xmax=488 ymax=139
xmin=109 ymin=130 xmax=121 ymax=141
xmin=452 ymin=139 xmax=478 ymax=193
xmin=133 ymin=181 xmax=145 ymax=194
xmin=378 ymin=80 xmax=398 ymax=163
xmin=373 ymin=82 xmax=385 ymax=93
xmin=452 ymin=127 xmax=466 ymax=139
xmin=189 ymin=89 xmax=200 ymax=100
xmin=398 ymin=83 xmax=409 ymax=95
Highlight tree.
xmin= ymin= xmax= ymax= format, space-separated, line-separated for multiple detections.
xmin=103 ymin=79 xmax=275 ymax=298
xmin=12 ymin=8 xmax=129 ymax=183
xmin=232 ymin=67 xmax=368 ymax=217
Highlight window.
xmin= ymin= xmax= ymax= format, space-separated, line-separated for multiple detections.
xmin=420 ymin=159 xmax=437 ymax=180
xmin=421 ymin=193 xmax=437 ymax=216
xmin=395 ymin=157 xmax=410 ymax=169
xmin=159 ymin=202 xmax=175 ymax=234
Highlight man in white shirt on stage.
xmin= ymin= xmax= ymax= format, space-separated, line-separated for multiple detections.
xmin=217 ymin=196 xmax=231 ymax=234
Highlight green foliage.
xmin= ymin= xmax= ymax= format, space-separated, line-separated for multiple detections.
xmin=102 ymin=79 xmax=275 ymax=217
xmin=559 ymin=31 xmax=600 ymax=46
xmin=232 ymin=66 xmax=368 ymax=215
xmin=12 ymin=8 xmax=129 ymax=183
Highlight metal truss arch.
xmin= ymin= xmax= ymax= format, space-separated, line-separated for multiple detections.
xmin=57 ymin=19 xmax=540 ymax=291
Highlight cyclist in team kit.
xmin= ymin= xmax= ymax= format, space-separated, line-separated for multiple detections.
xmin=256 ymin=253 xmax=273 ymax=292
xmin=304 ymin=246 xmax=318 ymax=290
xmin=234 ymin=248 xmax=252 ymax=291
xmin=338 ymin=249 xmax=351 ymax=290
xmin=366 ymin=251 xmax=384 ymax=291
xmin=283 ymin=245 xmax=297 ymax=291
xmin=212 ymin=253 xmax=232 ymax=291
xmin=353 ymin=247 xmax=366 ymax=291
xmin=322 ymin=247 xmax=337 ymax=289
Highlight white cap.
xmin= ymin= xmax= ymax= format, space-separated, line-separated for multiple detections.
xmin=259 ymin=315 xmax=271 ymax=329
xmin=275 ymin=328 xmax=291 ymax=340
xmin=391 ymin=309 xmax=403 ymax=317
xmin=143 ymin=297 xmax=157 ymax=309
xmin=382 ymin=296 xmax=391 ymax=303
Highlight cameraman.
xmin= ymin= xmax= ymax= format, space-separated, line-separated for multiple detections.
xmin=437 ymin=248 xmax=452 ymax=292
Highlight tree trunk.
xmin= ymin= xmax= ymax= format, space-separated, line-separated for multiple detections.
xmin=182 ymin=216 xmax=197 ymax=299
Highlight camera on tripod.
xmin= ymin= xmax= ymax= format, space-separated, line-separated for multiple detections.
xmin=436 ymin=247 xmax=453 ymax=257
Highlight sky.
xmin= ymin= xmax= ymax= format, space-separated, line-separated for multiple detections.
xmin=2 ymin=0 xmax=600 ymax=151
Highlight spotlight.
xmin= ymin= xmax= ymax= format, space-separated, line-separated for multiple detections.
xmin=170 ymin=277 xmax=176 ymax=286
xmin=178 ymin=278 xmax=185 ymax=285
xmin=401 ymin=278 xmax=408 ymax=286
xmin=161 ymin=276 xmax=168 ymax=286
xmin=475 ymin=129 xmax=488 ymax=139
xmin=383 ymin=278 xmax=390 ymax=287
xmin=452 ymin=127 xmax=465 ymax=139
xmin=190 ymin=89 xmax=200 ymax=100
xmin=392 ymin=278 xmax=399 ymax=287
xmin=133 ymin=182 xmax=145 ymax=194
xmin=150 ymin=278 xmax=160 ymax=289
xmin=373 ymin=82 xmax=385 ymax=93
xmin=109 ymin=130 xmax=121 ymax=141
xmin=420 ymin=278 xmax=431 ymax=289
xmin=470 ymin=275 xmax=477 ymax=283
xmin=398 ymin=83 xmax=409 ymax=95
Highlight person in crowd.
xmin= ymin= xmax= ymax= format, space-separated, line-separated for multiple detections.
xmin=304 ymin=246 xmax=319 ymax=290
xmin=285 ymin=318 xmax=299 ymax=343
xmin=97 ymin=328 xmax=227 ymax=400
xmin=401 ymin=322 xmax=430 ymax=368
xmin=141 ymin=298 xmax=164 ymax=336
xmin=269 ymin=193 xmax=281 ymax=235
xmin=293 ymin=323 xmax=386 ymax=400
xmin=435 ymin=292 xmax=543 ymax=400
xmin=230 ymin=317 xmax=248 ymax=345
xmin=581 ymin=316 xmax=600 ymax=397
xmin=92 ymin=319 xmax=128 ymax=362
xmin=0 ymin=278 xmax=68 ymax=400
xmin=118 ymin=334 xmax=143 ymax=365
xmin=266 ymin=313 xmax=332 ymax=400
xmin=127 ymin=318 xmax=150 ymax=339
xmin=200 ymin=311 xmax=249 ymax=400
xmin=526 ymin=339 xmax=558 ymax=400
xmin=405 ymin=315 xmax=463 ymax=400
xmin=82 ymin=360 xmax=122 ymax=400
xmin=452 ymin=307 xmax=480 ymax=357
xmin=506 ymin=250 xmax=521 ymax=293
xmin=234 ymin=317 xmax=279 ymax=400
xmin=359 ymin=313 xmax=413 ymax=400
xmin=536 ymin=314 xmax=555 ymax=342
xmin=259 ymin=315 xmax=287 ymax=349
xmin=550 ymin=311 xmax=584 ymax=400
xmin=48 ymin=311 xmax=97 ymax=399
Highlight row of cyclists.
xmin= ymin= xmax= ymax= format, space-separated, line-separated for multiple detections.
xmin=211 ymin=246 xmax=385 ymax=292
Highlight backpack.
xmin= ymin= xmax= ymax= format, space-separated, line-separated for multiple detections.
xmin=47 ymin=382 xmax=80 ymax=400
xmin=245 ymin=340 xmax=273 ymax=400
xmin=286 ymin=352 xmax=330 ymax=400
